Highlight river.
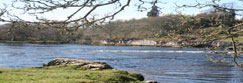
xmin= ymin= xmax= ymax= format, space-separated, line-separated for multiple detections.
xmin=0 ymin=43 xmax=243 ymax=83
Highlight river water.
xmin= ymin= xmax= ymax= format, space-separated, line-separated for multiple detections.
xmin=0 ymin=43 xmax=243 ymax=83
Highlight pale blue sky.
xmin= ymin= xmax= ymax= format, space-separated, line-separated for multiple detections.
xmin=0 ymin=0 xmax=242 ymax=22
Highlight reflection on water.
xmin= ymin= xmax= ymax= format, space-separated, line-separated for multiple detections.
xmin=0 ymin=43 xmax=242 ymax=83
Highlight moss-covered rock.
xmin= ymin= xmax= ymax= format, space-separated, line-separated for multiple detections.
xmin=43 ymin=58 xmax=113 ymax=70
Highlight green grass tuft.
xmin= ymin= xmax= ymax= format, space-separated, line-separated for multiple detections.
xmin=0 ymin=66 xmax=143 ymax=83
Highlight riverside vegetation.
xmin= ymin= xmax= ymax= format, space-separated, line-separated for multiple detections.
xmin=0 ymin=10 xmax=242 ymax=45
xmin=0 ymin=58 xmax=144 ymax=83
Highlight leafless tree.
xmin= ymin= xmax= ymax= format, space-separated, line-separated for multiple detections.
xmin=177 ymin=0 xmax=243 ymax=65
xmin=0 ymin=0 xmax=164 ymax=28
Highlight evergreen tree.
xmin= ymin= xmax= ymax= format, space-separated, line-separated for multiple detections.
xmin=147 ymin=5 xmax=159 ymax=17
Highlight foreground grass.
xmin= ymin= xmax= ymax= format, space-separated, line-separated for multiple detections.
xmin=0 ymin=66 xmax=143 ymax=83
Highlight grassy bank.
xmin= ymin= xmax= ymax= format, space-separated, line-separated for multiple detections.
xmin=0 ymin=65 xmax=144 ymax=83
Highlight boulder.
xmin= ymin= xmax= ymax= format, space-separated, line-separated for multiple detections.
xmin=43 ymin=58 xmax=113 ymax=70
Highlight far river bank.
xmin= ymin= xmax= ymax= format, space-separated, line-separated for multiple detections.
xmin=1 ymin=39 xmax=243 ymax=51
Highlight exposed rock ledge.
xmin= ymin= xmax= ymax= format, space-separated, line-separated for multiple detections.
xmin=43 ymin=58 xmax=113 ymax=70
xmin=100 ymin=40 xmax=243 ymax=50
xmin=43 ymin=58 xmax=148 ymax=82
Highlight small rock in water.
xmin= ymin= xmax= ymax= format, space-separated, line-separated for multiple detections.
xmin=146 ymin=80 xmax=157 ymax=83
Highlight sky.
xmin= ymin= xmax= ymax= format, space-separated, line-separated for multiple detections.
xmin=0 ymin=0 xmax=242 ymax=23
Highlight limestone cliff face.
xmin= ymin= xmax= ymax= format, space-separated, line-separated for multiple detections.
xmin=127 ymin=40 xmax=158 ymax=46
xmin=99 ymin=40 xmax=243 ymax=49
xmin=211 ymin=41 xmax=233 ymax=47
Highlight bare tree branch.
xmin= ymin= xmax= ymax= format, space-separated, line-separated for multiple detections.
xmin=0 ymin=0 xmax=165 ymax=29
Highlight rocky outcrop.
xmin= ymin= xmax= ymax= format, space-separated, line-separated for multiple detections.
xmin=100 ymin=39 xmax=243 ymax=50
xmin=211 ymin=41 xmax=233 ymax=47
xmin=43 ymin=58 xmax=113 ymax=70
xmin=42 ymin=58 xmax=146 ymax=81
xmin=127 ymin=40 xmax=158 ymax=46
xmin=100 ymin=40 xmax=115 ymax=45
xmin=100 ymin=40 xmax=158 ymax=46
xmin=163 ymin=41 xmax=181 ymax=47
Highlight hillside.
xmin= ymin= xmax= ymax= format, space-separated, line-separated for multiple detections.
xmin=0 ymin=12 xmax=242 ymax=45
